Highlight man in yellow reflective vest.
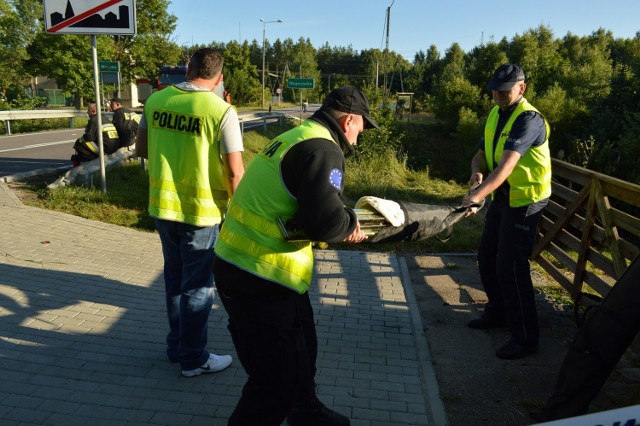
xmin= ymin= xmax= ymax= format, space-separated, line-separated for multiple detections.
xmin=136 ymin=48 xmax=244 ymax=377
xmin=463 ymin=64 xmax=552 ymax=360
xmin=213 ymin=86 xmax=377 ymax=425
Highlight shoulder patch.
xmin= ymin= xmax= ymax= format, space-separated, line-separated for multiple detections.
xmin=329 ymin=168 xmax=343 ymax=190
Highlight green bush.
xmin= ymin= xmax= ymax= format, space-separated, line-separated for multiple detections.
xmin=0 ymin=94 xmax=84 ymax=135
xmin=7 ymin=117 xmax=78 ymax=134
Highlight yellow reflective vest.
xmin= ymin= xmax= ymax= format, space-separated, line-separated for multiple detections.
xmin=144 ymin=85 xmax=231 ymax=226
xmin=484 ymin=98 xmax=552 ymax=207
xmin=215 ymin=120 xmax=334 ymax=294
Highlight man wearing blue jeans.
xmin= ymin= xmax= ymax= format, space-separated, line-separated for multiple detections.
xmin=463 ymin=64 xmax=552 ymax=360
xmin=155 ymin=222 xmax=219 ymax=371
xmin=136 ymin=48 xmax=244 ymax=376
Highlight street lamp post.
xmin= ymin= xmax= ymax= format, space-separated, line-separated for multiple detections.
xmin=261 ymin=18 xmax=283 ymax=110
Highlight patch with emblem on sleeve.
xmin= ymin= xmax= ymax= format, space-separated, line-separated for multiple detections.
xmin=329 ymin=168 xmax=343 ymax=190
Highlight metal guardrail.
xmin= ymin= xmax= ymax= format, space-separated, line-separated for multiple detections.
xmin=0 ymin=109 xmax=89 ymax=120
xmin=0 ymin=109 xmax=285 ymax=135
xmin=0 ymin=109 xmax=114 ymax=135
xmin=237 ymin=112 xmax=285 ymax=134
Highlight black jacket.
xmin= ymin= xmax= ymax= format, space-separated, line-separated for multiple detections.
xmin=280 ymin=110 xmax=357 ymax=243
xmin=83 ymin=114 xmax=120 ymax=154
xmin=111 ymin=107 xmax=138 ymax=147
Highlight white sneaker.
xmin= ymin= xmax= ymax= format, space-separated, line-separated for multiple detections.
xmin=181 ymin=353 xmax=232 ymax=377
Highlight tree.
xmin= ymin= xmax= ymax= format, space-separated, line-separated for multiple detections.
xmin=407 ymin=45 xmax=442 ymax=107
xmin=27 ymin=32 xmax=116 ymax=105
xmin=317 ymin=43 xmax=369 ymax=93
xmin=114 ymin=0 xmax=181 ymax=83
xmin=290 ymin=37 xmax=321 ymax=102
xmin=466 ymin=42 xmax=508 ymax=92
xmin=439 ymin=43 xmax=466 ymax=81
xmin=0 ymin=0 xmax=41 ymax=92
xmin=221 ymin=41 xmax=261 ymax=106
xmin=360 ymin=48 xmax=385 ymax=92
xmin=557 ymin=30 xmax=613 ymax=103
xmin=612 ymin=111 xmax=640 ymax=182
xmin=433 ymin=75 xmax=481 ymax=128
xmin=506 ymin=25 xmax=562 ymax=97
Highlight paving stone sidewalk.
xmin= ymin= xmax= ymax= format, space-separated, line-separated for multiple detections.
xmin=0 ymin=182 xmax=442 ymax=425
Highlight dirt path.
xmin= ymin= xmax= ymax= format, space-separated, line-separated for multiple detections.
xmin=402 ymin=253 xmax=639 ymax=425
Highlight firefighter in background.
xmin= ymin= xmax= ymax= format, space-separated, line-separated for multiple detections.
xmin=110 ymin=97 xmax=140 ymax=148
xmin=71 ymin=103 xmax=120 ymax=166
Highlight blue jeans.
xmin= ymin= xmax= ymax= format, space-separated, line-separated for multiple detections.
xmin=155 ymin=218 xmax=218 ymax=370
xmin=477 ymin=195 xmax=547 ymax=346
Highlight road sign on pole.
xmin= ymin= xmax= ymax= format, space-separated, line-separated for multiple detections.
xmin=44 ymin=0 xmax=137 ymax=35
xmin=99 ymin=61 xmax=119 ymax=84
xmin=287 ymin=78 xmax=315 ymax=89
xmin=43 ymin=1 xmax=137 ymax=193
xmin=99 ymin=61 xmax=119 ymax=72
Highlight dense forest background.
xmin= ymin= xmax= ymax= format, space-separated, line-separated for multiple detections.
xmin=1 ymin=0 xmax=639 ymax=183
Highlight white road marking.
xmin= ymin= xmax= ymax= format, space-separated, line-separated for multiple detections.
xmin=0 ymin=140 xmax=76 ymax=153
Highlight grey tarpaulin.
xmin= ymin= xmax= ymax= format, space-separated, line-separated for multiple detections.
xmin=355 ymin=193 xmax=484 ymax=243
xmin=281 ymin=185 xmax=484 ymax=243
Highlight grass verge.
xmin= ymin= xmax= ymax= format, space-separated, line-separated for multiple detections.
xmin=10 ymin=120 xmax=484 ymax=253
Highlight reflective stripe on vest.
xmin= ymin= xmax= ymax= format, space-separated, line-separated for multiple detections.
xmin=220 ymin=203 xmax=314 ymax=291
xmin=484 ymin=98 xmax=552 ymax=207
xmin=86 ymin=141 xmax=99 ymax=154
xmin=144 ymin=86 xmax=230 ymax=226
xmin=215 ymin=120 xmax=334 ymax=293
xmin=81 ymin=123 xmax=119 ymax=151
xmin=103 ymin=123 xmax=119 ymax=141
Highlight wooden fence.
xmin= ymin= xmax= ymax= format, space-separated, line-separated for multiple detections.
xmin=532 ymin=159 xmax=640 ymax=305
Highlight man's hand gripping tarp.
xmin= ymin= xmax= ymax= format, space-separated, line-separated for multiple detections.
xmin=280 ymin=183 xmax=484 ymax=243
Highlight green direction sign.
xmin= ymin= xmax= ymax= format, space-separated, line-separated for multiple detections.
xmin=287 ymin=78 xmax=315 ymax=89
xmin=99 ymin=61 xmax=119 ymax=73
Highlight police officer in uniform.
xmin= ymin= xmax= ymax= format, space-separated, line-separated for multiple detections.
xmin=463 ymin=64 xmax=552 ymax=360
xmin=136 ymin=48 xmax=244 ymax=377
xmin=213 ymin=86 xmax=378 ymax=425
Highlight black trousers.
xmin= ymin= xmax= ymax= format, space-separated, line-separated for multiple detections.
xmin=213 ymin=257 xmax=319 ymax=426
xmin=73 ymin=139 xmax=99 ymax=163
xmin=477 ymin=195 xmax=545 ymax=346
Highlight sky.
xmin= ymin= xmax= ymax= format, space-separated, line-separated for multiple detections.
xmin=167 ymin=0 xmax=640 ymax=61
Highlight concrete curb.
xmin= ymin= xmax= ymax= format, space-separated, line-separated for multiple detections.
xmin=398 ymin=255 xmax=448 ymax=426
xmin=0 ymin=164 xmax=73 ymax=183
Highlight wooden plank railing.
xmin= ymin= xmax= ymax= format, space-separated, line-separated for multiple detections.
xmin=531 ymin=159 xmax=640 ymax=304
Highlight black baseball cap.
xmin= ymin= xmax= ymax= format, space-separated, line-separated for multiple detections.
xmin=323 ymin=86 xmax=380 ymax=129
xmin=486 ymin=64 xmax=525 ymax=91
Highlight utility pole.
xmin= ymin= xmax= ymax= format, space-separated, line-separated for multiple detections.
xmin=383 ymin=1 xmax=394 ymax=98
xmin=260 ymin=18 xmax=283 ymax=110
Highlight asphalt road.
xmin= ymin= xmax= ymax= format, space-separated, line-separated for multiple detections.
xmin=0 ymin=104 xmax=319 ymax=178
xmin=0 ymin=128 xmax=80 ymax=177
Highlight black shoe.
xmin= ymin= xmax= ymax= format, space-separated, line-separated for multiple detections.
xmin=467 ymin=315 xmax=507 ymax=329
xmin=287 ymin=400 xmax=350 ymax=426
xmin=495 ymin=340 xmax=538 ymax=360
